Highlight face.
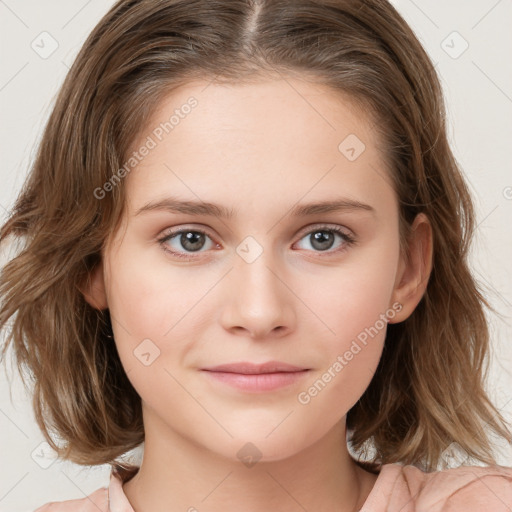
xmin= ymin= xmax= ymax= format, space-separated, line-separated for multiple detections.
xmin=87 ymin=76 xmax=429 ymax=463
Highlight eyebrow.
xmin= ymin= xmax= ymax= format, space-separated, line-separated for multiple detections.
xmin=134 ymin=196 xmax=376 ymax=219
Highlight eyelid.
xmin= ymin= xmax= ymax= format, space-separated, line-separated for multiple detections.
xmin=292 ymin=223 xmax=356 ymax=255
xmin=294 ymin=222 xmax=353 ymax=239
xmin=158 ymin=223 xmax=353 ymax=244
xmin=159 ymin=223 xmax=216 ymax=239
xmin=158 ymin=222 xmax=356 ymax=259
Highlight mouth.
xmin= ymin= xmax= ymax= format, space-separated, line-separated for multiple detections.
xmin=200 ymin=361 xmax=310 ymax=392
xmin=201 ymin=361 xmax=309 ymax=374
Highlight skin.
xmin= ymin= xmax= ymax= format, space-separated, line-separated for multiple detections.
xmin=84 ymin=75 xmax=432 ymax=512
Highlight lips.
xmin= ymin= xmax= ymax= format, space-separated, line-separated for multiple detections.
xmin=200 ymin=361 xmax=310 ymax=392
xmin=201 ymin=361 xmax=308 ymax=374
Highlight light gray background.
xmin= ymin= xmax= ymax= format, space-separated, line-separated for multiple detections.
xmin=1 ymin=1 xmax=511 ymax=510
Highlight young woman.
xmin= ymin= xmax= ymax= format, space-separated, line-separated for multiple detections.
xmin=1 ymin=1 xmax=511 ymax=510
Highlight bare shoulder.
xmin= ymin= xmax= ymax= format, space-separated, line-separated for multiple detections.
xmin=32 ymin=487 xmax=108 ymax=512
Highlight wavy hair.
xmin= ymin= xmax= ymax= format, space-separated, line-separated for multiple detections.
xmin=1 ymin=0 xmax=510 ymax=474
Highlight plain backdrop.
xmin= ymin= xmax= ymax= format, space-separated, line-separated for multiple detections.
xmin=1 ymin=1 xmax=511 ymax=510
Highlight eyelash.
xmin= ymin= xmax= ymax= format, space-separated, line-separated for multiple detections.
xmin=157 ymin=225 xmax=356 ymax=260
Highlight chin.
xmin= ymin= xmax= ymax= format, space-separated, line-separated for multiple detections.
xmin=208 ymin=427 xmax=320 ymax=465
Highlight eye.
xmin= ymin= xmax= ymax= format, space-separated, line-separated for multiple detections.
xmin=158 ymin=228 xmax=218 ymax=259
xmin=157 ymin=224 xmax=356 ymax=260
xmin=293 ymin=225 xmax=356 ymax=255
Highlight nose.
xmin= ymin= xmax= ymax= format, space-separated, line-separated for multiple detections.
xmin=219 ymin=247 xmax=296 ymax=340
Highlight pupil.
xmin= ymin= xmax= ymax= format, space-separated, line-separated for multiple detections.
xmin=181 ymin=232 xmax=205 ymax=252
xmin=312 ymin=231 xmax=334 ymax=251
xmin=178 ymin=231 xmax=335 ymax=253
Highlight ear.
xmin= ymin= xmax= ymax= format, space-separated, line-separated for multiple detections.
xmin=80 ymin=260 xmax=108 ymax=310
xmin=388 ymin=213 xmax=433 ymax=323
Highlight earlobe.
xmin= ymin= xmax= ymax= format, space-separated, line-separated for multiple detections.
xmin=388 ymin=213 xmax=433 ymax=324
xmin=80 ymin=261 xmax=108 ymax=310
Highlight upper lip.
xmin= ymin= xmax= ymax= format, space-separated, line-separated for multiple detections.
xmin=201 ymin=361 xmax=308 ymax=374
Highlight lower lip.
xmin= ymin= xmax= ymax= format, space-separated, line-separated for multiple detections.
xmin=201 ymin=370 xmax=310 ymax=392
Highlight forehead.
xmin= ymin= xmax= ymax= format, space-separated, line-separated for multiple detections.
xmin=137 ymin=76 xmax=379 ymax=152
xmin=122 ymin=77 xmax=394 ymax=216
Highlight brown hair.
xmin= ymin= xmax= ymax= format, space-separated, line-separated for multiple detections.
xmin=1 ymin=0 xmax=510 ymax=474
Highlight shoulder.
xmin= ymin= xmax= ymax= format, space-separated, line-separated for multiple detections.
xmin=423 ymin=464 xmax=512 ymax=511
xmin=381 ymin=463 xmax=512 ymax=512
xmin=32 ymin=486 xmax=108 ymax=512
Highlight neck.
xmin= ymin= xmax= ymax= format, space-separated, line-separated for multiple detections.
xmin=123 ymin=407 xmax=378 ymax=512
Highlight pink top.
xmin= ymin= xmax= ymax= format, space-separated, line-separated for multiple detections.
xmin=33 ymin=462 xmax=512 ymax=511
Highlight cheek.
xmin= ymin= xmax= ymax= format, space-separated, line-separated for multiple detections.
xmin=302 ymin=237 xmax=399 ymax=343
xmin=104 ymin=247 xmax=219 ymax=380
xmin=295 ymin=282 xmax=392 ymax=417
xmin=105 ymin=225 xmax=399 ymax=419
xmin=293 ymin=239 xmax=399 ymax=408
xmin=105 ymin=242 xmax=206 ymax=336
